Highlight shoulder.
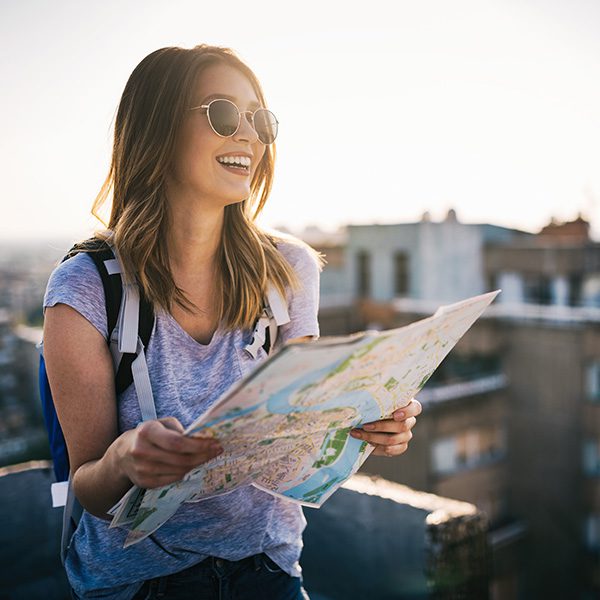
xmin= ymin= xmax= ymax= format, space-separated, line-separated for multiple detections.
xmin=265 ymin=231 xmax=322 ymax=343
xmin=44 ymin=251 xmax=108 ymax=340
xmin=45 ymin=251 xmax=101 ymax=293
xmin=269 ymin=231 xmax=324 ymax=278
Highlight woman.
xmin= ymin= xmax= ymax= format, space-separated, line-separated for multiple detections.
xmin=43 ymin=44 xmax=422 ymax=600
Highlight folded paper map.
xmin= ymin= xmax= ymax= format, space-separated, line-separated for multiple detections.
xmin=109 ymin=290 xmax=500 ymax=546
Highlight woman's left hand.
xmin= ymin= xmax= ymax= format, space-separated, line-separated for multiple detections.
xmin=349 ymin=398 xmax=422 ymax=457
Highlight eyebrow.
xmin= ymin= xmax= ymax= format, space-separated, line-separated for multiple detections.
xmin=200 ymin=94 xmax=262 ymax=110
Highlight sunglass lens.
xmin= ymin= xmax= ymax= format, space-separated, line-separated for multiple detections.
xmin=253 ymin=109 xmax=278 ymax=144
xmin=208 ymin=100 xmax=239 ymax=136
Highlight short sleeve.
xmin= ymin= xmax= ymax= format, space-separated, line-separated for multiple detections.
xmin=43 ymin=252 xmax=109 ymax=340
xmin=276 ymin=239 xmax=321 ymax=344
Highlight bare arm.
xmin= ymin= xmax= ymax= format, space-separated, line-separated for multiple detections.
xmin=43 ymin=303 xmax=222 ymax=519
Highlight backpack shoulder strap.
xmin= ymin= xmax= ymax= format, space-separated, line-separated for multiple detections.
xmin=114 ymin=296 xmax=153 ymax=395
xmin=63 ymin=238 xmax=123 ymax=337
xmin=64 ymin=237 xmax=155 ymax=393
xmin=244 ymin=236 xmax=291 ymax=358
xmin=245 ymin=285 xmax=290 ymax=359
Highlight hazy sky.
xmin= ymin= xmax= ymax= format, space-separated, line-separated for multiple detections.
xmin=2 ymin=0 xmax=600 ymax=241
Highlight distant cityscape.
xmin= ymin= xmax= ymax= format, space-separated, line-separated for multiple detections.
xmin=0 ymin=211 xmax=599 ymax=598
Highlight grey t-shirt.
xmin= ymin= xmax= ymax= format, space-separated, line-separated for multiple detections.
xmin=43 ymin=237 xmax=321 ymax=600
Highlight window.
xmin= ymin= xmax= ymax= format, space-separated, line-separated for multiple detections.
xmin=433 ymin=437 xmax=457 ymax=474
xmin=585 ymin=514 xmax=600 ymax=552
xmin=356 ymin=251 xmax=371 ymax=298
xmin=569 ymin=275 xmax=583 ymax=307
xmin=432 ymin=425 xmax=506 ymax=475
xmin=587 ymin=363 xmax=600 ymax=402
xmin=393 ymin=252 xmax=410 ymax=296
xmin=583 ymin=439 xmax=600 ymax=475
xmin=523 ymin=275 xmax=552 ymax=305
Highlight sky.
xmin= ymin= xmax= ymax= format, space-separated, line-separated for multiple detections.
xmin=1 ymin=0 xmax=600 ymax=242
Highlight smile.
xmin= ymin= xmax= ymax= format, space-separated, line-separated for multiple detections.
xmin=216 ymin=155 xmax=251 ymax=175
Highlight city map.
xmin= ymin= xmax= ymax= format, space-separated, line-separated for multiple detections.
xmin=109 ymin=290 xmax=500 ymax=547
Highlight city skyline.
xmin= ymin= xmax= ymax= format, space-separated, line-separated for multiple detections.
xmin=2 ymin=0 xmax=600 ymax=241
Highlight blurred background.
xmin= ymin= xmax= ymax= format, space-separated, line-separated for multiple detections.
xmin=1 ymin=0 xmax=599 ymax=598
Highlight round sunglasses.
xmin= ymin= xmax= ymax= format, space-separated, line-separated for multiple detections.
xmin=189 ymin=98 xmax=278 ymax=145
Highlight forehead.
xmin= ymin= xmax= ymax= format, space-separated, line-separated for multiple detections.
xmin=194 ymin=63 xmax=262 ymax=109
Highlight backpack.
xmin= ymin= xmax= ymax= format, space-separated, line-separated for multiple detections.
xmin=38 ymin=235 xmax=290 ymax=563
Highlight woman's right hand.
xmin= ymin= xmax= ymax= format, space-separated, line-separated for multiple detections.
xmin=43 ymin=302 xmax=221 ymax=517
xmin=115 ymin=417 xmax=223 ymax=489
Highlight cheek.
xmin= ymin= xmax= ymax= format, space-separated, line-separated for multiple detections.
xmin=176 ymin=139 xmax=214 ymax=179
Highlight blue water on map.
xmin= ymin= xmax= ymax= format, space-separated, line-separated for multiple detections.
xmin=280 ymin=434 xmax=366 ymax=503
xmin=263 ymin=356 xmax=383 ymax=504
xmin=199 ymin=352 xmax=387 ymax=505
xmin=266 ymin=358 xmax=381 ymax=421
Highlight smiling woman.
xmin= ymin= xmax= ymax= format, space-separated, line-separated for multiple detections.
xmin=42 ymin=44 xmax=323 ymax=600
xmin=40 ymin=43 xmax=420 ymax=600
xmin=90 ymin=47 xmax=295 ymax=333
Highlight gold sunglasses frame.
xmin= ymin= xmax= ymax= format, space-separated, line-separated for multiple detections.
xmin=189 ymin=98 xmax=278 ymax=145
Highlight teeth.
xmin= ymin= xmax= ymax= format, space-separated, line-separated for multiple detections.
xmin=217 ymin=155 xmax=251 ymax=167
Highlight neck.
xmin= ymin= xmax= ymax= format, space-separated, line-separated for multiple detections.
xmin=166 ymin=196 xmax=225 ymax=277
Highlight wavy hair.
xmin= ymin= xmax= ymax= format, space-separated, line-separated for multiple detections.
xmin=91 ymin=44 xmax=321 ymax=330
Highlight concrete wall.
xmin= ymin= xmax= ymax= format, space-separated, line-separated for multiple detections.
xmin=503 ymin=322 xmax=591 ymax=597
xmin=0 ymin=462 xmax=68 ymax=600
xmin=0 ymin=463 xmax=490 ymax=600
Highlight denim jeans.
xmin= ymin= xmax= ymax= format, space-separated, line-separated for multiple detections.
xmin=131 ymin=554 xmax=310 ymax=600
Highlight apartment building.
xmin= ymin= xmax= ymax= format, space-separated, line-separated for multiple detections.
xmin=312 ymin=213 xmax=600 ymax=598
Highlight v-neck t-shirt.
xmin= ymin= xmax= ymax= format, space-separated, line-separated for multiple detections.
xmin=43 ymin=237 xmax=321 ymax=600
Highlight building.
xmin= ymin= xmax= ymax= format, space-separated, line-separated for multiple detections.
xmin=344 ymin=210 xmax=527 ymax=305
xmin=309 ymin=213 xmax=600 ymax=598
xmin=0 ymin=310 xmax=47 ymax=467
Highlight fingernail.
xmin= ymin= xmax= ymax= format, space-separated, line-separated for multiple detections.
xmin=363 ymin=424 xmax=375 ymax=431
xmin=350 ymin=430 xmax=362 ymax=438
xmin=394 ymin=412 xmax=405 ymax=420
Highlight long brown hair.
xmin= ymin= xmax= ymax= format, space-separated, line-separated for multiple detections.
xmin=91 ymin=44 xmax=321 ymax=330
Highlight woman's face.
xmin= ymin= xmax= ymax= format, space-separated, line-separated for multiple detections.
xmin=167 ymin=63 xmax=268 ymax=209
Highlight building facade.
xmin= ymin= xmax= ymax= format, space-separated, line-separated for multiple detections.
xmin=312 ymin=214 xmax=600 ymax=598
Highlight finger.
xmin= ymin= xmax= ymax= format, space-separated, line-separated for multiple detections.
xmin=371 ymin=443 xmax=409 ymax=457
xmin=137 ymin=421 xmax=222 ymax=455
xmin=392 ymin=399 xmax=422 ymax=421
xmin=153 ymin=418 xmax=220 ymax=449
xmin=127 ymin=442 xmax=225 ymax=485
xmin=359 ymin=416 xmax=417 ymax=434
xmin=350 ymin=428 xmax=412 ymax=446
xmin=156 ymin=416 xmax=185 ymax=433
xmin=130 ymin=442 xmax=223 ymax=470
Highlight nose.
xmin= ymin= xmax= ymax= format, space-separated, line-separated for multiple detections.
xmin=234 ymin=111 xmax=259 ymax=144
